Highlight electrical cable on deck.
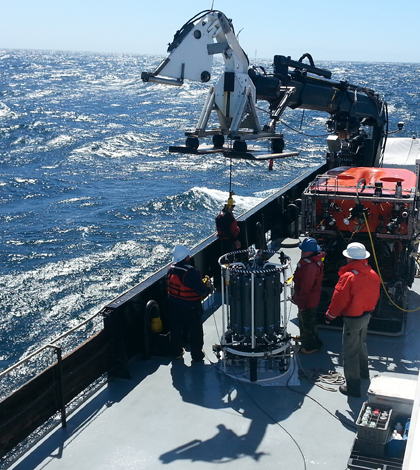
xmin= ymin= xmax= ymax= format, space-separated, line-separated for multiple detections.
xmin=364 ymin=212 xmax=420 ymax=313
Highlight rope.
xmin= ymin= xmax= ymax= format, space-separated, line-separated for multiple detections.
xmin=298 ymin=368 xmax=345 ymax=392
xmin=229 ymin=157 xmax=232 ymax=194
xmin=415 ymin=253 xmax=420 ymax=278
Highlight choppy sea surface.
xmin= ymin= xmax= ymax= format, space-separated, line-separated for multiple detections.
xmin=1 ymin=49 xmax=419 ymax=387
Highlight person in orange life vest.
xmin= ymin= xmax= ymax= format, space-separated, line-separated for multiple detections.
xmin=325 ymin=242 xmax=380 ymax=398
xmin=168 ymin=245 xmax=213 ymax=362
xmin=215 ymin=194 xmax=241 ymax=253
xmin=292 ymin=237 xmax=325 ymax=354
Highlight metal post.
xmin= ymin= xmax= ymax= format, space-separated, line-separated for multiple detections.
xmin=220 ymin=266 xmax=227 ymax=373
xmin=251 ymin=272 xmax=255 ymax=349
xmin=282 ymin=267 xmax=288 ymax=333
xmin=48 ymin=344 xmax=67 ymax=428
xmin=221 ymin=267 xmax=226 ymax=345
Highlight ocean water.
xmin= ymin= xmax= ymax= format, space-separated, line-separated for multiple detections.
xmin=1 ymin=49 xmax=419 ymax=384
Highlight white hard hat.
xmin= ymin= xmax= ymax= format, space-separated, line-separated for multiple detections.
xmin=342 ymin=242 xmax=370 ymax=260
xmin=172 ymin=245 xmax=190 ymax=263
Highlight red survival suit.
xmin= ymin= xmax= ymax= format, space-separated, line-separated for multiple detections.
xmin=292 ymin=251 xmax=325 ymax=309
xmin=215 ymin=208 xmax=240 ymax=243
xmin=326 ymin=259 xmax=380 ymax=320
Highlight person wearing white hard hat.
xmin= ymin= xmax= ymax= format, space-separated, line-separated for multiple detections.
xmin=325 ymin=242 xmax=380 ymax=397
xmin=167 ymin=245 xmax=213 ymax=362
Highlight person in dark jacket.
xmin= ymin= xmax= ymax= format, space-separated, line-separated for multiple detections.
xmin=292 ymin=237 xmax=325 ymax=354
xmin=326 ymin=242 xmax=381 ymax=397
xmin=168 ymin=245 xmax=213 ymax=362
xmin=215 ymin=193 xmax=241 ymax=254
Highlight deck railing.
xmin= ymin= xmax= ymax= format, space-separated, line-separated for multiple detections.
xmin=0 ymin=320 xmax=114 ymax=459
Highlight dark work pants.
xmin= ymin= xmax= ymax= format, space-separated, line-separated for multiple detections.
xmin=220 ymin=238 xmax=235 ymax=255
xmin=342 ymin=314 xmax=370 ymax=393
xmin=298 ymin=307 xmax=322 ymax=349
xmin=169 ymin=301 xmax=204 ymax=361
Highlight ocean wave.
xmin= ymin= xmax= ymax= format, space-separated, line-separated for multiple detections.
xmin=13 ymin=177 xmax=38 ymax=185
xmin=137 ymin=186 xmax=264 ymax=217
xmin=0 ymin=101 xmax=17 ymax=119
xmin=0 ymin=238 xmax=171 ymax=358
xmin=47 ymin=134 xmax=74 ymax=148
xmin=70 ymin=131 xmax=160 ymax=160
xmin=57 ymin=197 xmax=94 ymax=204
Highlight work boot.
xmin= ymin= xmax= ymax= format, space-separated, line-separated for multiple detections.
xmin=192 ymin=349 xmax=205 ymax=362
xmin=293 ymin=335 xmax=306 ymax=342
xmin=300 ymin=346 xmax=320 ymax=354
xmin=173 ymin=348 xmax=185 ymax=360
xmin=300 ymin=338 xmax=322 ymax=354
xmin=339 ymin=385 xmax=361 ymax=398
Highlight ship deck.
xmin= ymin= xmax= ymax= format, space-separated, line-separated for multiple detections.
xmin=7 ymin=243 xmax=420 ymax=470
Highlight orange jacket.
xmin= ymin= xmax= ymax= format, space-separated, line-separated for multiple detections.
xmin=168 ymin=264 xmax=208 ymax=303
xmin=293 ymin=252 xmax=325 ymax=309
xmin=326 ymin=259 xmax=380 ymax=320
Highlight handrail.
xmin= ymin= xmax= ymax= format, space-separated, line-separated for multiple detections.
xmin=0 ymin=309 xmax=103 ymax=381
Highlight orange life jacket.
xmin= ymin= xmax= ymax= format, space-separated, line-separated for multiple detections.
xmin=168 ymin=265 xmax=202 ymax=302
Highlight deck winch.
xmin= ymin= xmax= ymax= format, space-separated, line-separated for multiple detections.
xmin=215 ymin=248 xmax=298 ymax=385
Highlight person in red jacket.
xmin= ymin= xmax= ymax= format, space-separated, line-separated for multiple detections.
xmin=292 ymin=237 xmax=325 ymax=354
xmin=325 ymin=242 xmax=381 ymax=397
xmin=215 ymin=193 xmax=241 ymax=253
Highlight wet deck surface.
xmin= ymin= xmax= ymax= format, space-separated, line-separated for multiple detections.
xmin=7 ymin=244 xmax=420 ymax=470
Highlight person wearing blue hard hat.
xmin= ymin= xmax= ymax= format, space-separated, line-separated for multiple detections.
xmin=298 ymin=237 xmax=321 ymax=252
xmin=292 ymin=237 xmax=325 ymax=354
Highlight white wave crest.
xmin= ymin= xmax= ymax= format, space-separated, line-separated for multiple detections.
xmin=189 ymin=187 xmax=265 ymax=214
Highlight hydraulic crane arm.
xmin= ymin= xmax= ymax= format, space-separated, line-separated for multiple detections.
xmin=142 ymin=10 xmax=249 ymax=84
xmin=141 ymin=10 xmax=388 ymax=166
xmin=251 ymin=54 xmax=386 ymax=130
xmin=142 ymin=10 xmax=275 ymax=155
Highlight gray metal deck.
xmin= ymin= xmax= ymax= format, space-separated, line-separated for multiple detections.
xmin=8 ymin=244 xmax=420 ymax=470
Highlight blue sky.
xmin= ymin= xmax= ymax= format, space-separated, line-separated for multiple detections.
xmin=1 ymin=0 xmax=419 ymax=62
